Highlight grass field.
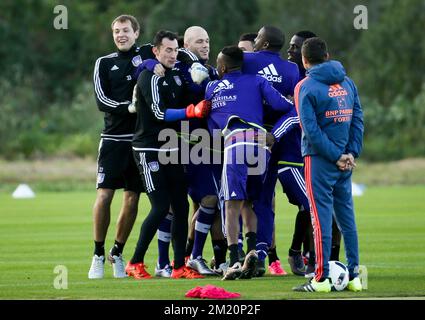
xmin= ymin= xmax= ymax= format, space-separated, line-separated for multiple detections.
xmin=1 ymin=185 xmax=424 ymax=300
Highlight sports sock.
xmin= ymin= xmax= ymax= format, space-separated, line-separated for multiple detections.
xmin=288 ymin=248 xmax=301 ymax=257
xmin=238 ymin=217 xmax=244 ymax=251
xmin=228 ymin=244 xmax=239 ymax=267
xmin=256 ymin=242 xmax=268 ymax=262
xmin=268 ymin=246 xmax=280 ymax=265
xmin=245 ymin=232 xmax=257 ymax=252
xmin=191 ymin=206 xmax=215 ymax=259
xmin=330 ymin=245 xmax=340 ymax=261
xmin=238 ymin=236 xmax=244 ymax=252
xmin=308 ymin=251 xmax=315 ymax=267
xmin=94 ymin=240 xmax=105 ymax=257
xmin=157 ymin=213 xmax=172 ymax=268
xmin=212 ymin=239 xmax=228 ymax=267
xmin=291 ymin=209 xmax=310 ymax=251
xmin=331 ymin=218 xmax=341 ymax=260
xmin=110 ymin=240 xmax=124 ymax=257
xmin=185 ymin=238 xmax=194 ymax=257
xmin=173 ymin=261 xmax=184 ymax=269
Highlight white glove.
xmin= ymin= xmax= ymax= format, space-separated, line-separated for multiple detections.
xmin=128 ymin=84 xmax=137 ymax=113
xmin=128 ymin=103 xmax=136 ymax=113
xmin=190 ymin=62 xmax=209 ymax=84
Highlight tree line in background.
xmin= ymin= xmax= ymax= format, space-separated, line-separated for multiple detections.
xmin=0 ymin=0 xmax=424 ymax=161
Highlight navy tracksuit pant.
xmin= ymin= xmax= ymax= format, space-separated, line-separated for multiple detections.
xmin=304 ymin=155 xmax=359 ymax=280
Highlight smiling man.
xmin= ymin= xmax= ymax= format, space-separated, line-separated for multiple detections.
xmin=179 ymin=26 xmax=227 ymax=277
xmin=89 ymin=15 xmax=158 ymax=280
xmin=126 ymin=30 xmax=211 ymax=280
xmin=184 ymin=26 xmax=210 ymax=61
xmin=287 ymin=31 xmax=317 ymax=79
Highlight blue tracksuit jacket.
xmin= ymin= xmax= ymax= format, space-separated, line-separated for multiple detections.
xmin=295 ymin=60 xmax=364 ymax=280
xmin=296 ymin=60 xmax=364 ymax=162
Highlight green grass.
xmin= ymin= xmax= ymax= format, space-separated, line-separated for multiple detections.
xmin=0 ymin=186 xmax=424 ymax=299
xmin=1 ymin=158 xmax=425 ymax=193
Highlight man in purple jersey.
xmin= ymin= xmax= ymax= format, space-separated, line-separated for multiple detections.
xmin=241 ymin=26 xmax=303 ymax=277
xmin=205 ymin=45 xmax=293 ymax=280
xmin=285 ymin=30 xmax=318 ymax=276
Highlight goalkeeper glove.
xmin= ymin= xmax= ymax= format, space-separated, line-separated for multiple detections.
xmin=185 ymin=100 xmax=211 ymax=118
xmin=190 ymin=62 xmax=209 ymax=84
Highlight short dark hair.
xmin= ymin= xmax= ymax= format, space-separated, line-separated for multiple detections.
xmin=295 ymin=30 xmax=317 ymax=40
xmin=302 ymin=37 xmax=328 ymax=65
xmin=111 ymin=15 xmax=140 ymax=33
xmin=153 ymin=30 xmax=178 ymax=48
xmin=262 ymin=26 xmax=285 ymax=51
xmin=239 ymin=33 xmax=257 ymax=42
xmin=221 ymin=45 xmax=244 ymax=69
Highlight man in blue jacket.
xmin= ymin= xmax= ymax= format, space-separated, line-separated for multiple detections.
xmin=293 ymin=37 xmax=364 ymax=292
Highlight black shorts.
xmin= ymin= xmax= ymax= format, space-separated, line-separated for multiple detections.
xmin=96 ymin=139 xmax=144 ymax=193
xmin=133 ymin=150 xmax=187 ymax=195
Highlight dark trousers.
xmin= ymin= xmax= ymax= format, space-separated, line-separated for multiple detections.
xmin=132 ymin=151 xmax=189 ymax=268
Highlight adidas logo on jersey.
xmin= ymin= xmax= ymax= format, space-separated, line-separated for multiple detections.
xmin=258 ymin=64 xmax=282 ymax=83
xmin=111 ymin=65 xmax=119 ymax=71
xmin=231 ymin=191 xmax=237 ymax=197
xmin=328 ymin=84 xmax=348 ymax=97
xmin=213 ymin=80 xmax=234 ymax=93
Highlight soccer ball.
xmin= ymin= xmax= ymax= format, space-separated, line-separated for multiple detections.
xmin=328 ymin=260 xmax=349 ymax=291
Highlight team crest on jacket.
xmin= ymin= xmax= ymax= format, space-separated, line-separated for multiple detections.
xmin=132 ymin=55 xmax=142 ymax=67
xmin=173 ymin=75 xmax=182 ymax=86
xmin=148 ymin=161 xmax=159 ymax=172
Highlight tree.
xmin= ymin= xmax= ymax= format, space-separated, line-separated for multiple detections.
xmin=350 ymin=0 xmax=425 ymax=106
xmin=145 ymin=0 xmax=259 ymax=60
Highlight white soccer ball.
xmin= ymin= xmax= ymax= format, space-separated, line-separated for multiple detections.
xmin=328 ymin=260 xmax=349 ymax=291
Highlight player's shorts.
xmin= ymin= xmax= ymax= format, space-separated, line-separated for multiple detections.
xmin=272 ymin=128 xmax=303 ymax=167
xmin=186 ymin=162 xmax=222 ymax=203
xmin=277 ymin=165 xmax=309 ymax=210
xmin=133 ymin=149 xmax=187 ymax=195
xmin=220 ymin=130 xmax=270 ymax=201
xmin=96 ymin=139 xmax=144 ymax=193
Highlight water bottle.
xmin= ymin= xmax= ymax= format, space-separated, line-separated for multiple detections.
xmin=358 ymin=265 xmax=368 ymax=290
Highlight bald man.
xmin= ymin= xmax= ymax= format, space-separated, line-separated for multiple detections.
xmin=184 ymin=26 xmax=210 ymax=61
xmin=174 ymin=26 xmax=229 ymax=277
